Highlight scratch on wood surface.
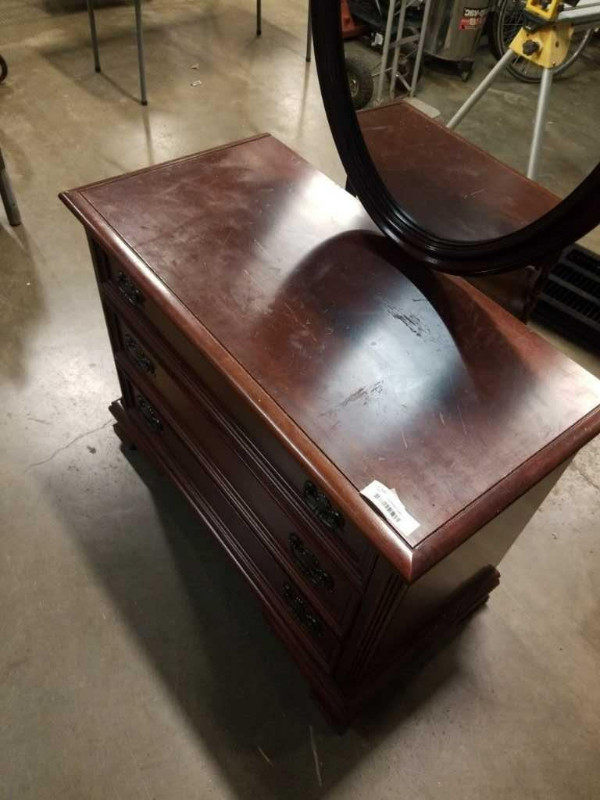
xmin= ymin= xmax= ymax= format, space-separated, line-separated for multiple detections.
xmin=309 ymin=725 xmax=323 ymax=788
xmin=457 ymin=403 xmax=468 ymax=436
xmin=378 ymin=296 xmax=429 ymax=338
xmin=401 ymin=430 xmax=408 ymax=449
xmin=284 ymin=302 xmax=318 ymax=344
xmin=341 ymin=381 xmax=383 ymax=408
xmin=253 ymin=239 xmax=271 ymax=259
xmin=257 ymin=747 xmax=273 ymax=767
xmin=319 ymin=380 xmax=384 ymax=417
xmin=439 ymin=412 xmax=445 ymax=426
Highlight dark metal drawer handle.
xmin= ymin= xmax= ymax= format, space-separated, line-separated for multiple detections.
xmin=289 ymin=533 xmax=334 ymax=593
xmin=117 ymin=271 xmax=144 ymax=307
xmin=124 ymin=333 xmax=155 ymax=376
xmin=136 ymin=393 xmax=163 ymax=432
xmin=282 ymin=582 xmax=323 ymax=638
xmin=303 ymin=481 xmax=344 ymax=532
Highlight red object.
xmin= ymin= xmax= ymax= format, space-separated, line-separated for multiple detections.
xmin=341 ymin=0 xmax=365 ymax=38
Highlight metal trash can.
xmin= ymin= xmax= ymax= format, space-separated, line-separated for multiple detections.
xmin=424 ymin=0 xmax=491 ymax=77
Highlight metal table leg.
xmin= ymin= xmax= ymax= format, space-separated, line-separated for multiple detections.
xmin=306 ymin=1 xmax=313 ymax=62
xmin=376 ymin=0 xmax=396 ymax=103
xmin=134 ymin=0 xmax=148 ymax=106
xmin=257 ymin=0 xmax=262 ymax=36
xmin=527 ymin=66 xmax=553 ymax=180
xmin=388 ymin=0 xmax=408 ymax=99
xmin=86 ymin=0 xmax=101 ymax=73
xmin=0 ymin=149 xmax=22 ymax=227
xmin=409 ymin=0 xmax=432 ymax=96
xmin=447 ymin=49 xmax=516 ymax=129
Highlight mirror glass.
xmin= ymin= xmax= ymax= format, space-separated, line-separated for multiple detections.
xmin=340 ymin=0 xmax=599 ymax=242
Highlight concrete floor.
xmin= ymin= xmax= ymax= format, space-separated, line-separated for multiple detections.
xmin=1 ymin=2 xmax=599 ymax=799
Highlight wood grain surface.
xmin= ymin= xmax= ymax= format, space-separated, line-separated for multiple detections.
xmin=358 ymin=100 xmax=559 ymax=242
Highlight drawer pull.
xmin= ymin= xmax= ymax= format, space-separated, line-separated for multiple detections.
xmin=303 ymin=481 xmax=344 ymax=532
xmin=124 ymin=333 xmax=155 ymax=376
xmin=289 ymin=533 xmax=334 ymax=593
xmin=117 ymin=271 xmax=144 ymax=307
xmin=136 ymin=393 xmax=163 ymax=432
xmin=282 ymin=583 xmax=323 ymax=638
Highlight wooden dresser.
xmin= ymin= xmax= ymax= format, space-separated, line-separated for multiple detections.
xmin=61 ymin=134 xmax=600 ymax=727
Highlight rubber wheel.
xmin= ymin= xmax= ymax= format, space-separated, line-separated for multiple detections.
xmin=458 ymin=61 xmax=474 ymax=82
xmin=488 ymin=0 xmax=592 ymax=83
xmin=0 ymin=56 xmax=7 ymax=84
xmin=345 ymin=55 xmax=374 ymax=110
xmin=392 ymin=25 xmax=419 ymax=91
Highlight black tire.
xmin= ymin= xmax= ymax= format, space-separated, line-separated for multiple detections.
xmin=345 ymin=55 xmax=374 ymax=110
xmin=488 ymin=0 xmax=592 ymax=83
xmin=394 ymin=24 xmax=419 ymax=89
xmin=0 ymin=56 xmax=7 ymax=84
xmin=458 ymin=60 xmax=474 ymax=81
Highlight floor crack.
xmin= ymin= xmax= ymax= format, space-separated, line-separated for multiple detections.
xmin=570 ymin=461 xmax=600 ymax=493
xmin=24 ymin=419 xmax=113 ymax=472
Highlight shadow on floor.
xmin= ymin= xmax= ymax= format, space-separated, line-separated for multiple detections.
xmin=44 ymin=0 xmax=147 ymax=14
xmin=39 ymin=426 xmax=481 ymax=800
xmin=0 ymin=223 xmax=47 ymax=384
xmin=39 ymin=2 xmax=307 ymax=110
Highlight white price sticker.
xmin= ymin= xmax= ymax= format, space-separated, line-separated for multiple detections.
xmin=360 ymin=480 xmax=420 ymax=537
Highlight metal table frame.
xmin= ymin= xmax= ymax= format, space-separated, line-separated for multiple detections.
xmin=375 ymin=0 xmax=433 ymax=103
xmin=85 ymin=0 xmax=313 ymax=106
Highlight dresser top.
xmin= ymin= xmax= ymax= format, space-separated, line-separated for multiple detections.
xmin=358 ymin=101 xmax=558 ymax=241
xmin=61 ymin=134 xmax=600 ymax=576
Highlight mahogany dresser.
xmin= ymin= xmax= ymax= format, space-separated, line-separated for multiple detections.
xmin=61 ymin=134 xmax=600 ymax=727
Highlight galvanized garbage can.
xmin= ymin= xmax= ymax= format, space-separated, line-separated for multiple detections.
xmin=424 ymin=0 xmax=491 ymax=77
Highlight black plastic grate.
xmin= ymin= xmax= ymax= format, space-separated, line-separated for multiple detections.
xmin=532 ymin=244 xmax=600 ymax=350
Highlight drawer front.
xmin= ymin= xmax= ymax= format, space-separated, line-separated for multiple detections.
xmin=112 ymin=313 xmax=360 ymax=633
xmin=120 ymin=374 xmax=341 ymax=670
xmin=91 ymin=242 xmax=375 ymax=582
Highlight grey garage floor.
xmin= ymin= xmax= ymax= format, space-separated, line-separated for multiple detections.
xmin=1 ymin=2 xmax=599 ymax=799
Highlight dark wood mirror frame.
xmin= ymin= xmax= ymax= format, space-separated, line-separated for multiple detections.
xmin=310 ymin=0 xmax=600 ymax=276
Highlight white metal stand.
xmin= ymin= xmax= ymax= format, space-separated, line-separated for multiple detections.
xmin=447 ymin=49 xmax=555 ymax=180
xmin=446 ymin=0 xmax=600 ymax=180
xmin=375 ymin=0 xmax=433 ymax=103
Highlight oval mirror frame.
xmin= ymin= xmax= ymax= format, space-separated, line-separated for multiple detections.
xmin=310 ymin=0 xmax=600 ymax=276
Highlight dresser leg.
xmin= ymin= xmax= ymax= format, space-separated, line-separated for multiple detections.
xmin=111 ymin=420 xmax=137 ymax=451
xmin=109 ymin=400 xmax=139 ymax=451
xmin=114 ymin=422 xmax=137 ymax=450
xmin=259 ymin=605 xmax=352 ymax=730
xmin=310 ymin=689 xmax=351 ymax=734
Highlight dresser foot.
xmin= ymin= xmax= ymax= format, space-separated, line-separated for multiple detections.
xmin=109 ymin=400 xmax=139 ymax=451
xmin=310 ymin=689 xmax=352 ymax=733
xmin=112 ymin=422 xmax=137 ymax=451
